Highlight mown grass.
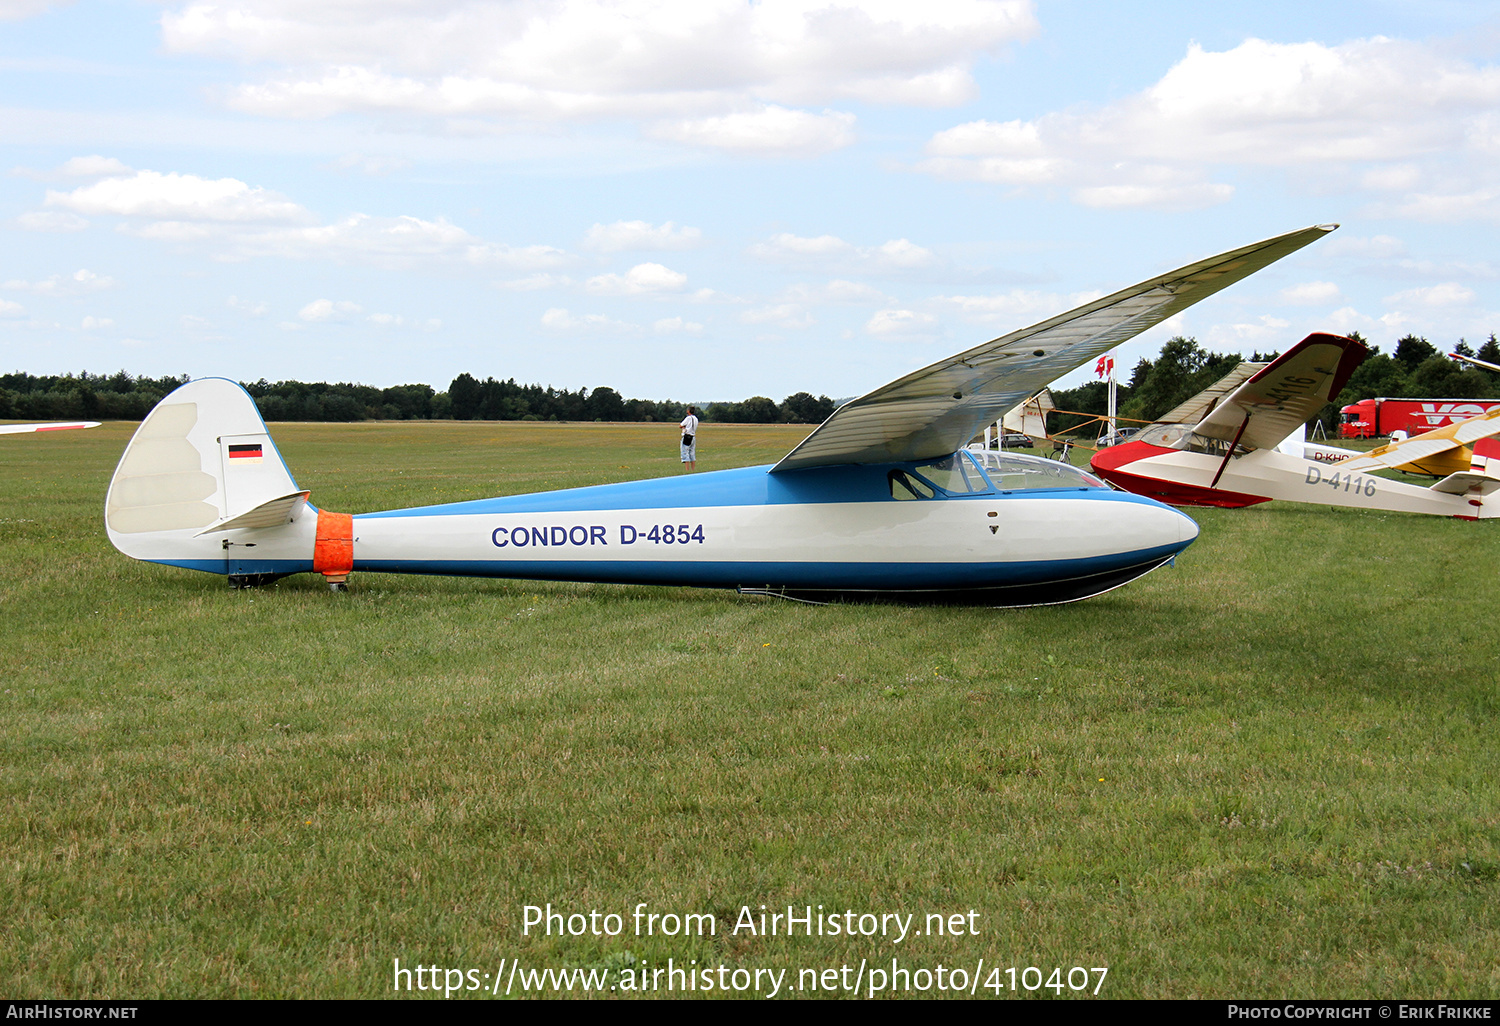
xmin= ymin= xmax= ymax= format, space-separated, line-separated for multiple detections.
xmin=1 ymin=420 xmax=1497 ymax=999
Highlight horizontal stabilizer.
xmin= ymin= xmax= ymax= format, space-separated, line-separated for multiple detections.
xmin=195 ymin=490 xmax=311 ymax=535
xmin=1428 ymin=472 xmax=1500 ymax=496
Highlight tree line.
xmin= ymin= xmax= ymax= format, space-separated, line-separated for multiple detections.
xmin=1048 ymin=333 xmax=1500 ymax=437
xmin=0 ymin=369 xmax=840 ymax=425
xmin=10 ymin=332 xmax=1492 ymax=430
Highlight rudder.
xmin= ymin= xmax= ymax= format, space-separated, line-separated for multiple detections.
xmin=106 ymin=378 xmax=318 ymax=577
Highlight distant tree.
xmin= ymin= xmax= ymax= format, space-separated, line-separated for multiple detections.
xmin=1119 ymin=337 xmax=1241 ymax=423
xmin=448 ymin=373 xmax=482 ymax=420
xmin=739 ymin=396 xmax=779 ymax=423
xmin=585 ymin=386 xmax=625 ymax=421
xmin=779 ymin=392 xmax=835 ymax=423
xmin=1393 ymin=335 xmax=1437 ymax=373
xmin=1477 ymin=333 xmax=1500 ymax=367
xmin=1409 ymin=356 xmax=1491 ymax=399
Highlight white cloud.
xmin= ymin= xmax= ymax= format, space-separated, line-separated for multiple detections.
xmin=750 ymin=233 xmax=937 ymax=274
xmin=866 ymin=308 xmax=938 ymax=338
xmin=936 ymin=288 xmax=1099 ymax=326
xmin=299 ymin=299 xmax=363 ymax=322
xmin=56 ymin=155 xmax=134 ymax=178
xmin=15 ymin=210 xmax=88 ymax=232
xmin=784 ymin=279 xmax=892 ymax=304
xmin=1376 ymin=187 xmax=1500 ymax=224
xmin=1073 ymin=182 xmax=1234 ymax=211
xmin=0 ymin=299 xmax=25 ymax=316
xmin=873 ymin=238 xmax=935 ymax=269
xmin=0 ymin=0 xmax=65 ymax=21
xmin=46 ymin=170 xmax=312 ymax=223
xmin=582 ymin=220 xmax=702 ymax=253
xmin=180 ymin=314 xmax=215 ymax=330
xmin=1221 ymin=315 xmax=1293 ymax=341
xmin=650 ymin=106 xmax=856 ymax=155
xmin=234 ymin=214 xmax=572 ymax=270
xmin=919 ymin=36 xmax=1500 ymax=211
xmin=495 ymin=273 xmax=574 ymax=291
xmin=120 ymin=221 xmax=216 ymax=242
xmin=327 ymin=152 xmax=411 ymax=176
xmin=739 ymin=303 xmax=814 ymax=329
xmin=585 ymin=262 xmax=688 ymax=295
xmin=653 ymin=316 xmax=704 ymax=334
xmin=31 ymin=162 xmax=575 ymax=273
xmin=3 ymin=269 xmax=116 ymax=296
xmin=80 ymin=315 xmax=113 ymax=330
xmin=227 ymin=295 xmax=268 ymax=316
xmin=1325 ymin=234 xmax=1406 ymax=259
xmin=540 ymin=307 xmax=640 ymax=333
xmin=1324 ymin=306 xmax=1383 ymax=338
xmin=163 ymin=0 xmax=1036 ymax=142
xmin=1382 ymin=283 xmax=1477 ymax=307
xmin=1280 ymin=281 xmax=1343 ymax=305
xmin=751 ymin=233 xmax=853 ymax=259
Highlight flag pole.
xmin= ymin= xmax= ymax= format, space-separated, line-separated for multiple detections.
xmin=1107 ymin=355 xmax=1117 ymax=437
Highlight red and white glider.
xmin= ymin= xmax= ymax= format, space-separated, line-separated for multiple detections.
xmin=1089 ymin=333 xmax=1500 ymax=519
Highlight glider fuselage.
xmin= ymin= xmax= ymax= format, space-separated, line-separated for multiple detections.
xmin=151 ymin=457 xmax=1200 ymax=606
xmin=1091 ymin=442 xmax=1496 ymax=518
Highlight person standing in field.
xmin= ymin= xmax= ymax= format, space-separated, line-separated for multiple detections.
xmin=680 ymin=406 xmax=698 ymax=472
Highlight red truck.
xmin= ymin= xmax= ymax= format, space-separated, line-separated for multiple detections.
xmin=1339 ymin=397 xmax=1500 ymax=439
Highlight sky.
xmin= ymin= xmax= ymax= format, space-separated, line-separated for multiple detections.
xmin=1 ymin=0 xmax=1498 ymax=403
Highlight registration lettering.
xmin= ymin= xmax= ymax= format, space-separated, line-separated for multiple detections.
xmin=1304 ymin=466 xmax=1377 ymax=496
xmin=621 ymin=524 xmax=706 ymax=545
xmin=492 ymin=525 xmax=608 ymax=548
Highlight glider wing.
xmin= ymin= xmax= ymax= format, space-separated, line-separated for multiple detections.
xmin=0 ymin=421 xmax=101 ymax=434
xmin=1155 ymin=362 xmax=1267 ymax=425
xmin=1189 ymin=333 xmax=1368 ymax=451
xmin=771 ymin=224 xmax=1337 ymax=472
xmin=1334 ymin=408 xmax=1500 ymax=474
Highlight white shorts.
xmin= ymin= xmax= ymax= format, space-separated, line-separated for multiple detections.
xmin=681 ymin=438 xmax=696 ymax=462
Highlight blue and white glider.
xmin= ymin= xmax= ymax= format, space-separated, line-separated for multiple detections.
xmin=105 ymin=224 xmax=1334 ymax=605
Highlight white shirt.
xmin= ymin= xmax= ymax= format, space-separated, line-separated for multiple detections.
xmin=680 ymin=414 xmax=698 ymax=437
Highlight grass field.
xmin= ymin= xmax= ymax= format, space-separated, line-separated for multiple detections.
xmin=2 ymin=419 xmax=1497 ymax=999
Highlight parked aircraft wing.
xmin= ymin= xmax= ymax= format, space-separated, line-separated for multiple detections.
xmin=1190 ymin=333 xmax=1367 ymax=451
xmin=771 ymin=224 xmax=1337 ymax=472
xmin=0 ymin=421 xmax=101 ymax=434
xmin=1156 ymin=362 xmax=1267 ymax=425
xmin=1334 ymin=408 xmax=1500 ymax=474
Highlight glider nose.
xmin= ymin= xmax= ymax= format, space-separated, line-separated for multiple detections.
xmin=1173 ymin=505 xmax=1201 ymax=546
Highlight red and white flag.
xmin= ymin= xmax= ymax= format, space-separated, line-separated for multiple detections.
xmin=1095 ymin=354 xmax=1115 ymax=379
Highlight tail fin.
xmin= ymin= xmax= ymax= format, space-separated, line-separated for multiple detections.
xmin=105 ymin=378 xmax=318 ymax=577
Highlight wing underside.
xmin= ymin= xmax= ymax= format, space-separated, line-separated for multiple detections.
xmin=771 ymin=224 xmax=1337 ymax=473
xmin=1190 ymin=333 xmax=1368 ymax=451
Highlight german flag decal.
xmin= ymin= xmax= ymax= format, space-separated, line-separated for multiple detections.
xmin=228 ymin=443 xmax=263 ymax=464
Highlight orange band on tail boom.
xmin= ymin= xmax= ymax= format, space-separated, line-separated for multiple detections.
xmin=313 ymin=510 xmax=354 ymax=577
